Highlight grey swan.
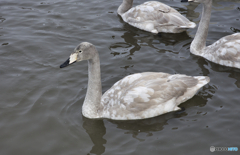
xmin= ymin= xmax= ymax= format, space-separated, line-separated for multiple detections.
xmin=60 ymin=42 xmax=210 ymax=120
xmin=182 ymin=0 xmax=240 ymax=69
xmin=117 ymin=0 xmax=196 ymax=33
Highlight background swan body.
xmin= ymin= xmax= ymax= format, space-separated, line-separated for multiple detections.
xmin=185 ymin=0 xmax=240 ymax=69
xmin=117 ymin=0 xmax=196 ymax=33
xmin=60 ymin=42 xmax=210 ymax=120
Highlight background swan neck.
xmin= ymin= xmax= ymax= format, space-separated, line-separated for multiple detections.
xmin=82 ymin=52 xmax=102 ymax=119
xmin=191 ymin=0 xmax=212 ymax=55
xmin=117 ymin=0 xmax=133 ymax=16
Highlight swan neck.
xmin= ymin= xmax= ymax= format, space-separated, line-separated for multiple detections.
xmin=191 ymin=0 xmax=212 ymax=55
xmin=82 ymin=51 xmax=102 ymax=119
xmin=117 ymin=0 xmax=133 ymax=16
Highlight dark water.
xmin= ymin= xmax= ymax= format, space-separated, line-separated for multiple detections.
xmin=1 ymin=0 xmax=240 ymax=154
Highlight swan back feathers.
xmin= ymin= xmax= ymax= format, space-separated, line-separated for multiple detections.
xmin=100 ymin=72 xmax=209 ymax=120
xmin=119 ymin=1 xmax=196 ymax=33
xmin=202 ymin=33 xmax=240 ymax=68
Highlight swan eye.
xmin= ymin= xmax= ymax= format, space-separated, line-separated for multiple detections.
xmin=79 ymin=50 xmax=82 ymax=53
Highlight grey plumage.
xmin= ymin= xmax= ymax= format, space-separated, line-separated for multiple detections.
xmin=60 ymin=42 xmax=210 ymax=120
xmin=189 ymin=0 xmax=240 ymax=69
xmin=118 ymin=0 xmax=196 ymax=33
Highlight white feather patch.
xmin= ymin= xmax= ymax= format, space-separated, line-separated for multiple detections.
xmin=123 ymin=86 xmax=154 ymax=104
xmin=69 ymin=53 xmax=78 ymax=64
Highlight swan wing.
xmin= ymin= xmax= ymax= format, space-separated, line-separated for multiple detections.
xmin=204 ymin=33 xmax=240 ymax=68
xmin=101 ymin=72 xmax=209 ymax=120
xmin=121 ymin=1 xmax=195 ymax=33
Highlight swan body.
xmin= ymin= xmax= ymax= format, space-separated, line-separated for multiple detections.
xmin=60 ymin=42 xmax=210 ymax=120
xmin=201 ymin=33 xmax=240 ymax=68
xmin=185 ymin=0 xmax=240 ymax=69
xmin=117 ymin=0 xmax=196 ymax=33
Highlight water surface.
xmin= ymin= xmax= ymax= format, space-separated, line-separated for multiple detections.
xmin=0 ymin=0 xmax=240 ymax=154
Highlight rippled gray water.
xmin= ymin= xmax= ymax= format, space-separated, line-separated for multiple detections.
xmin=1 ymin=0 xmax=240 ymax=154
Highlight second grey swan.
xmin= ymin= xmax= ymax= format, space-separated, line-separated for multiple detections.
xmin=182 ymin=0 xmax=240 ymax=69
xmin=117 ymin=0 xmax=196 ymax=33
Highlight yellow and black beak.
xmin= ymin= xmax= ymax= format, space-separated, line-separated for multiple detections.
xmin=60 ymin=53 xmax=78 ymax=68
xmin=181 ymin=0 xmax=193 ymax=2
xmin=60 ymin=58 xmax=71 ymax=68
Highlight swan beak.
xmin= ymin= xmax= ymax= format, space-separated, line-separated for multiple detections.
xmin=60 ymin=53 xmax=78 ymax=68
xmin=60 ymin=58 xmax=70 ymax=68
xmin=181 ymin=0 xmax=192 ymax=2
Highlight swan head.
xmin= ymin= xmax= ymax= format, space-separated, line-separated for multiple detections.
xmin=60 ymin=42 xmax=97 ymax=68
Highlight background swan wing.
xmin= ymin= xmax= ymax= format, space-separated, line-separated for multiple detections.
xmin=205 ymin=33 xmax=240 ymax=68
xmin=121 ymin=1 xmax=194 ymax=33
xmin=101 ymin=73 xmax=209 ymax=120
